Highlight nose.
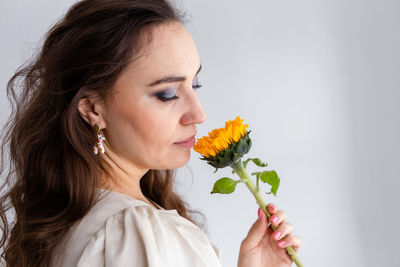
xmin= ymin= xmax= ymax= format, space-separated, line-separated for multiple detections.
xmin=180 ymin=89 xmax=207 ymax=126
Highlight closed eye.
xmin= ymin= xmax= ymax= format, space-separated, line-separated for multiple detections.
xmin=155 ymin=82 xmax=202 ymax=102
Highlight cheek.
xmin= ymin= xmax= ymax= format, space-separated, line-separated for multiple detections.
xmin=116 ymin=104 xmax=175 ymax=151
xmin=105 ymin=93 xmax=186 ymax=167
xmin=142 ymin=115 xmax=175 ymax=147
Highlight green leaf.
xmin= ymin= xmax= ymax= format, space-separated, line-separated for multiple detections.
xmin=243 ymin=158 xmax=268 ymax=169
xmin=211 ymin=177 xmax=240 ymax=194
xmin=252 ymin=170 xmax=280 ymax=196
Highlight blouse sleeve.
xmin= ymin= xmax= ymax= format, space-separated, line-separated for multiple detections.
xmin=76 ymin=205 xmax=222 ymax=267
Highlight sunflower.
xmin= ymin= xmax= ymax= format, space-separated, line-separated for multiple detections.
xmin=193 ymin=116 xmax=252 ymax=169
xmin=193 ymin=116 xmax=303 ymax=267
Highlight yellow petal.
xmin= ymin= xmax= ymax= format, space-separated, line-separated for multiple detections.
xmin=193 ymin=116 xmax=249 ymax=158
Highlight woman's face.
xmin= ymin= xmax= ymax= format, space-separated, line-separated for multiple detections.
xmin=101 ymin=22 xmax=206 ymax=171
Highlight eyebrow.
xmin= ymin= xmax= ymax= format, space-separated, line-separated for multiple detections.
xmin=147 ymin=64 xmax=202 ymax=87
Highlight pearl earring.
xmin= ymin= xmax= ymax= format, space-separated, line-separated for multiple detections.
xmin=93 ymin=124 xmax=105 ymax=155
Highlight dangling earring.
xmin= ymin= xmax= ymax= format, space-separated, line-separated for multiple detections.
xmin=93 ymin=124 xmax=106 ymax=155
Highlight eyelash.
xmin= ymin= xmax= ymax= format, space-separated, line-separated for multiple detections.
xmin=156 ymin=84 xmax=202 ymax=102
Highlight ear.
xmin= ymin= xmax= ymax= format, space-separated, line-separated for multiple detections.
xmin=77 ymin=91 xmax=106 ymax=129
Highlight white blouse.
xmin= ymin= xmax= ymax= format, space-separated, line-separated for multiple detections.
xmin=51 ymin=189 xmax=222 ymax=267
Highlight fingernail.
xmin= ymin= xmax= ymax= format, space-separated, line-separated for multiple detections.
xmin=270 ymin=215 xmax=278 ymax=224
xmin=277 ymin=240 xmax=286 ymax=247
xmin=268 ymin=204 xmax=275 ymax=213
xmin=258 ymin=208 xmax=263 ymax=219
xmin=272 ymin=231 xmax=281 ymax=240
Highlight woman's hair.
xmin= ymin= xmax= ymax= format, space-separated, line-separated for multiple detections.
xmin=0 ymin=1 xmax=206 ymax=266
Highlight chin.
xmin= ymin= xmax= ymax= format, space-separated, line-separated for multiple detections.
xmin=168 ymin=150 xmax=191 ymax=169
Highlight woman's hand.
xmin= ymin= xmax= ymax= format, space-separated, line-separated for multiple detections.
xmin=237 ymin=204 xmax=301 ymax=267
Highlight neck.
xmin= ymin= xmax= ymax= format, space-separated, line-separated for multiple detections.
xmin=99 ymin=146 xmax=149 ymax=203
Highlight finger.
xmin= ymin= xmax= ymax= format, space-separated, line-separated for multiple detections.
xmin=268 ymin=209 xmax=287 ymax=226
xmin=277 ymin=235 xmax=301 ymax=251
xmin=271 ymin=222 xmax=293 ymax=241
xmin=241 ymin=209 xmax=268 ymax=249
xmin=267 ymin=203 xmax=277 ymax=214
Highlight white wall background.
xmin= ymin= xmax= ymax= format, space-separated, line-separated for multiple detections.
xmin=1 ymin=1 xmax=399 ymax=267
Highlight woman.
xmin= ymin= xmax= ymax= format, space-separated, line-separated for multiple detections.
xmin=0 ymin=0 xmax=301 ymax=266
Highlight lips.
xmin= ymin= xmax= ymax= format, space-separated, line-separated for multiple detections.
xmin=174 ymin=134 xmax=196 ymax=144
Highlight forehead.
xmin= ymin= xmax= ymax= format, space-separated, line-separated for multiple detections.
xmin=124 ymin=22 xmax=200 ymax=84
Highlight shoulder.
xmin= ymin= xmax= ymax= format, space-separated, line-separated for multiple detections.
xmin=81 ymin=205 xmax=221 ymax=267
xmin=78 ymin=204 xmax=223 ymax=267
xmin=52 ymin=189 xmax=172 ymax=266
xmin=53 ymin=189 xmax=221 ymax=267
xmin=77 ymin=204 xmax=180 ymax=266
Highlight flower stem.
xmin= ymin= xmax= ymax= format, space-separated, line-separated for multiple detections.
xmin=231 ymin=160 xmax=304 ymax=267
xmin=256 ymin=175 xmax=260 ymax=191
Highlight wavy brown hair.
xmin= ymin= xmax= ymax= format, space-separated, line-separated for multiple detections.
xmin=0 ymin=1 xmax=207 ymax=266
